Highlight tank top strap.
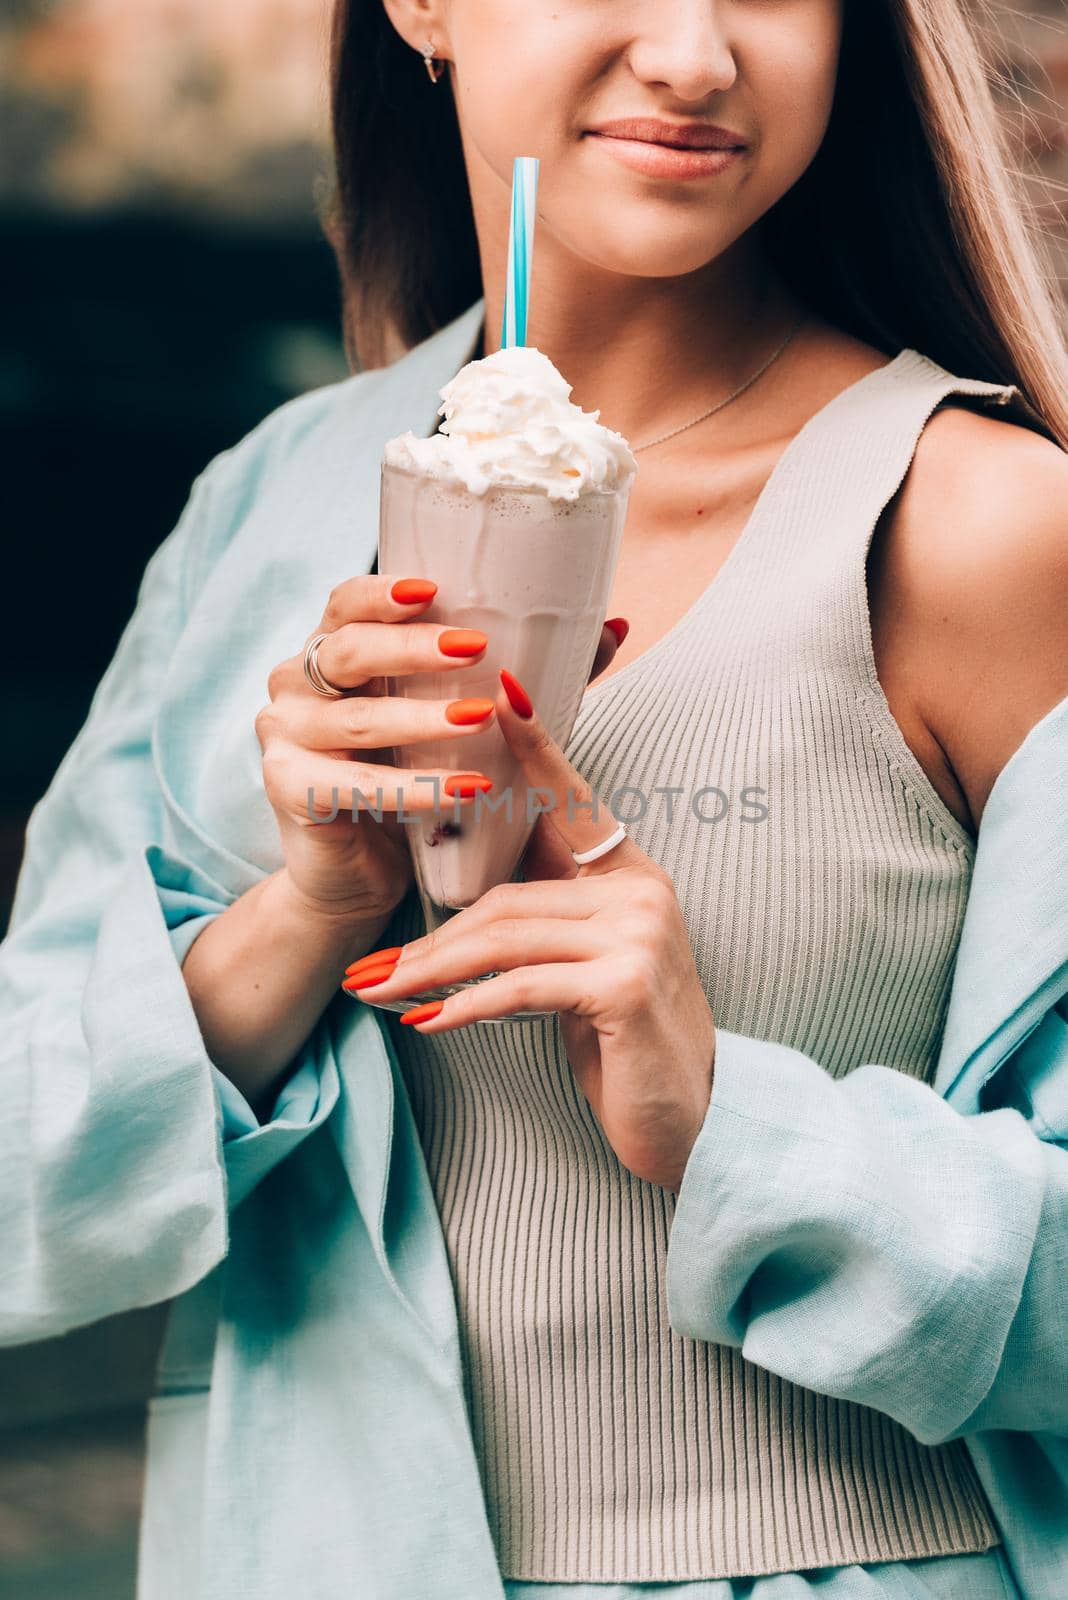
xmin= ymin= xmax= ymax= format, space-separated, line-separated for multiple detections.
xmin=707 ymin=349 xmax=1022 ymax=620
xmin=825 ymin=346 xmax=1019 ymax=547
xmin=749 ymin=347 xmax=1020 ymax=582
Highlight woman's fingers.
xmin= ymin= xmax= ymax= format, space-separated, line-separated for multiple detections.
xmin=520 ymin=811 xmax=581 ymax=883
xmin=267 ymin=569 xmax=491 ymax=698
xmin=495 ymin=669 xmax=646 ymax=874
xmin=259 ymin=690 xmax=496 ymax=752
xmin=261 ymin=742 xmax=495 ymax=819
xmin=267 ymin=623 xmax=488 ymax=698
xmin=589 ymin=617 xmax=630 ymax=682
xmin=346 ymin=878 xmax=612 ymax=974
xmin=281 ymin=577 xmax=623 ymax=702
xmin=346 ymin=917 xmax=602 ymax=998
xmin=311 ymin=619 xmax=489 ymax=693
xmin=316 ymin=574 xmax=625 ymax=684
xmin=309 ymin=611 xmax=618 ymax=698
xmin=395 ymin=962 xmax=600 ymax=1030
xmin=394 ymin=877 xmax=613 ymax=963
xmin=316 ymin=572 xmax=439 ymax=633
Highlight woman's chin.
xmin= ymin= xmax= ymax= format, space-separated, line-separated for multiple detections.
xmin=553 ymin=224 xmax=739 ymax=283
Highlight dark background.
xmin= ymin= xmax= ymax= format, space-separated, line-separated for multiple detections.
xmin=0 ymin=0 xmax=1065 ymax=1594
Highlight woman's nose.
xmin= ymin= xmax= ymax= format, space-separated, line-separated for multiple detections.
xmin=626 ymin=1 xmax=739 ymax=104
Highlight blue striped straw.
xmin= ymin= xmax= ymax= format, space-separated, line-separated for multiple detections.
xmin=500 ymin=156 xmax=539 ymax=349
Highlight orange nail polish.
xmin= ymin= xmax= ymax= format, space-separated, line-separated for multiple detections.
xmin=499 ymin=668 xmax=534 ymax=719
xmin=605 ymin=617 xmax=630 ymax=645
xmin=345 ymin=946 xmax=403 ymax=977
xmin=443 ymin=772 xmax=494 ymax=798
xmin=399 ymin=1001 xmax=444 ymax=1026
xmin=438 ymin=628 xmax=488 ymax=658
xmin=445 ymin=697 xmax=495 ymax=726
xmin=342 ymin=961 xmax=398 ymax=990
xmin=391 ymin=578 xmax=437 ymax=605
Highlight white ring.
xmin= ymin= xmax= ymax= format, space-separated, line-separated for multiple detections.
xmin=571 ymin=820 xmax=627 ymax=866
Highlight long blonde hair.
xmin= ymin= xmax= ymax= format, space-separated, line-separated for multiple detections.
xmin=323 ymin=0 xmax=1068 ymax=447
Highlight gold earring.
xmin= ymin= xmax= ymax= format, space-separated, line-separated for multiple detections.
xmin=421 ymin=40 xmax=445 ymax=83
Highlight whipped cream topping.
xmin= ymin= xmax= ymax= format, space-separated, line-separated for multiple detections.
xmin=383 ymin=345 xmax=637 ymax=501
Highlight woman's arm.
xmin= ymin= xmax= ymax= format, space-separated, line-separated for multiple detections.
xmin=180 ymin=870 xmax=390 ymax=1118
xmin=664 ymin=1011 xmax=1068 ymax=1445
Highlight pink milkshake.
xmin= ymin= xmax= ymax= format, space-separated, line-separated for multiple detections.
xmin=380 ymin=345 xmax=637 ymax=910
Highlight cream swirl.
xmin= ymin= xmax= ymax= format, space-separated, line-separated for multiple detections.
xmin=383 ymin=345 xmax=637 ymax=501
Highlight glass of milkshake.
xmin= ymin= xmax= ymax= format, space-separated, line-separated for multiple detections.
xmin=359 ymin=344 xmax=636 ymax=1020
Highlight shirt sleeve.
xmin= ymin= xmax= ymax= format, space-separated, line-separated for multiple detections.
xmin=151 ymin=847 xmax=340 ymax=1207
xmin=664 ymin=1011 xmax=1068 ymax=1447
xmin=0 ymin=446 xmax=339 ymax=1348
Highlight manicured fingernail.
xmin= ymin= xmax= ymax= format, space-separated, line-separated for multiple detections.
xmin=438 ymin=628 xmax=488 ymax=658
xmin=445 ymin=697 xmax=495 ymax=726
xmin=345 ymin=946 xmax=404 ymax=976
xmin=443 ymin=772 xmax=494 ymax=798
xmin=605 ymin=617 xmax=630 ymax=645
xmin=399 ymin=1001 xmax=444 ymax=1026
xmin=342 ymin=961 xmax=398 ymax=991
xmin=391 ymin=578 xmax=437 ymax=605
xmin=499 ymin=668 xmax=534 ymax=719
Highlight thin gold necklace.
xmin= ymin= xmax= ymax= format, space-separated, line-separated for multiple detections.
xmin=632 ymin=314 xmax=806 ymax=453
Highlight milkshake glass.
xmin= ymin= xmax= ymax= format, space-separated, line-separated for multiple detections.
xmin=379 ymin=461 xmax=631 ymax=910
xmin=360 ymin=344 xmax=636 ymax=1019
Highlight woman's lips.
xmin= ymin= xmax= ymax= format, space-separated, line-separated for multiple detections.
xmin=586 ymin=132 xmax=744 ymax=181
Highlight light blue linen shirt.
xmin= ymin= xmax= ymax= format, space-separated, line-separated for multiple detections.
xmin=1 ymin=299 xmax=1066 ymax=1600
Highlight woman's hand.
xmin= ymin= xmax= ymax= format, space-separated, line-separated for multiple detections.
xmin=256 ymin=577 xmax=628 ymax=928
xmin=345 ymin=666 xmax=716 ymax=1193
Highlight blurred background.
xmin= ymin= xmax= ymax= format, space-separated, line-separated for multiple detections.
xmin=1 ymin=3 xmax=345 ymax=1595
xmin=0 ymin=0 xmax=1065 ymax=1595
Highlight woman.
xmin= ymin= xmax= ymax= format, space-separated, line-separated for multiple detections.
xmin=2 ymin=0 xmax=1067 ymax=1597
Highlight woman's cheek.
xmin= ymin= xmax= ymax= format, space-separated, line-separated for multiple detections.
xmin=739 ymin=78 xmax=835 ymax=252
xmin=766 ymin=6 xmax=842 ymax=141
xmin=452 ymin=78 xmax=559 ymax=188
xmin=448 ymin=10 xmax=570 ymax=170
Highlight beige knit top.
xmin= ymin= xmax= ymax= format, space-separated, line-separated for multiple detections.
xmin=378 ymin=349 xmax=1020 ymax=1583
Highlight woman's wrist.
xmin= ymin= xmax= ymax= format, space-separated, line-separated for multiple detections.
xmin=275 ymin=867 xmax=397 ymax=957
xmin=182 ymin=868 xmax=399 ymax=1113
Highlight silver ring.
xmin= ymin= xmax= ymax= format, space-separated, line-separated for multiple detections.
xmin=571 ymin=820 xmax=628 ymax=866
xmin=303 ymin=632 xmax=347 ymax=698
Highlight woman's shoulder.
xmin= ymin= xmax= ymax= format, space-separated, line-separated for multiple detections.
xmin=900 ymin=385 xmax=1067 ymax=584
xmin=198 ymin=364 xmax=379 ymax=505
xmin=872 ymin=366 xmax=1068 ymax=830
xmin=849 ymin=319 xmax=1068 ymax=615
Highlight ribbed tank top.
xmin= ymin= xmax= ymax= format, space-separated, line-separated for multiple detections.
xmin=379 ymin=348 xmax=1021 ymax=1583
